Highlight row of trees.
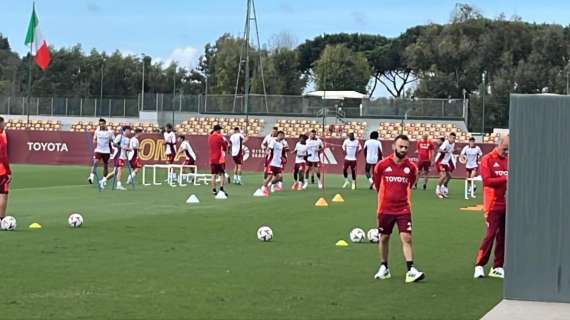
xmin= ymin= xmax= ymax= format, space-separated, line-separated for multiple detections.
xmin=2 ymin=4 xmax=570 ymax=130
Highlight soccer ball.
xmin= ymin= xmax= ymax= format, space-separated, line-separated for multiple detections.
xmin=1 ymin=216 xmax=17 ymax=231
xmin=349 ymin=228 xmax=366 ymax=243
xmin=367 ymin=228 xmax=380 ymax=243
xmin=68 ymin=213 xmax=83 ymax=228
xmin=257 ymin=226 xmax=273 ymax=241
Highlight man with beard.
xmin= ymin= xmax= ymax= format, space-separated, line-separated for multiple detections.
xmin=372 ymin=135 xmax=424 ymax=284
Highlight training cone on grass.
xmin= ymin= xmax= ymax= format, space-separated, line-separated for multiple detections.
xmin=332 ymin=194 xmax=344 ymax=203
xmin=315 ymin=197 xmax=328 ymax=207
xmin=28 ymin=223 xmax=42 ymax=229
xmin=215 ymin=191 xmax=228 ymax=200
xmin=186 ymin=194 xmax=200 ymax=204
xmin=253 ymin=188 xmax=266 ymax=197
xmin=335 ymin=240 xmax=349 ymax=247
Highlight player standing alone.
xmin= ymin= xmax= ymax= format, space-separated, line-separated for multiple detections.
xmin=88 ymin=118 xmax=113 ymax=184
xmin=414 ymin=134 xmax=435 ymax=190
xmin=305 ymin=130 xmax=324 ymax=189
xmin=261 ymin=131 xmax=288 ymax=195
xmin=373 ymin=134 xmax=425 ymax=283
xmin=435 ymin=133 xmax=457 ymax=198
xmin=292 ymin=134 xmax=308 ymax=190
xmin=229 ymin=127 xmax=247 ymax=185
xmin=363 ymin=131 xmax=382 ymax=189
xmin=474 ymin=134 xmax=509 ymax=279
xmin=0 ymin=117 xmax=12 ymax=222
xmin=208 ymin=125 xmax=228 ymax=196
xmin=460 ymin=137 xmax=483 ymax=199
xmin=342 ymin=132 xmax=361 ymax=190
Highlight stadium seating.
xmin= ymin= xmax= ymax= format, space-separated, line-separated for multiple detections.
xmin=276 ymin=119 xmax=367 ymax=139
xmin=6 ymin=119 xmax=61 ymax=131
xmin=70 ymin=121 xmax=159 ymax=133
xmin=377 ymin=122 xmax=471 ymax=142
xmin=175 ymin=117 xmax=264 ymax=136
xmin=483 ymin=132 xmax=500 ymax=143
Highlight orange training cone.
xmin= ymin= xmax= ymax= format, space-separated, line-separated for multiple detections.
xmin=332 ymin=194 xmax=344 ymax=203
xmin=315 ymin=197 xmax=329 ymax=207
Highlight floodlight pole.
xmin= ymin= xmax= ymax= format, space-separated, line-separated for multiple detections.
xmin=233 ymin=0 xmax=268 ymax=135
xmin=141 ymin=54 xmax=146 ymax=111
xmin=481 ymin=71 xmax=486 ymax=134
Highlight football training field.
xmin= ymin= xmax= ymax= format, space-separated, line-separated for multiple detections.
xmin=2 ymin=165 xmax=501 ymax=319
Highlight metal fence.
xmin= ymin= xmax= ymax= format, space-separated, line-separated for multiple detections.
xmin=0 ymin=94 xmax=466 ymax=120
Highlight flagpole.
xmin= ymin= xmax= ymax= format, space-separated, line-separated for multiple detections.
xmin=26 ymin=42 xmax=32 ymax=125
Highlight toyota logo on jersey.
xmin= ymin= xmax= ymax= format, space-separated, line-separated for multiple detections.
xmin=384 ymin=176 xmax=409 ymax=184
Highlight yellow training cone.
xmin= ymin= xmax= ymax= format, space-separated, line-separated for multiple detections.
xmin=332 ymin=194 xmax=344 ymax=203
xmin=315 ymin=197 xmax=329 ymax=207
xmin=28 ymin=223 xmax=42 ymax=229
xmin=335 ymin=240 xmax=349 ymax=247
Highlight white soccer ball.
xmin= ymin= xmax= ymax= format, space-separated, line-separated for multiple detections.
xmin=257 ymin=226 xmax=273 ymax=242
xmin=68 ymin=213 xmax=83 ymax=228
xmin=367 ymin=228 xmax=380 ymax=243
xmin=1 ymin=216 xmax=17 ymax=231
xmin=349 ymin=228 xmax=366 ymax=243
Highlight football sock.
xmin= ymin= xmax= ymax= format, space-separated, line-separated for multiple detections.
xmin=406 ymin=261 xmax=414 ymax=271
xmin=381 ymin=262 xmax=388 ymax=268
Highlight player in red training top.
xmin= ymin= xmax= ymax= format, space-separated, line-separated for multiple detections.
xmin=208 ymin=124 xmax=229 ymax=196
xmin=372 ymin=134 xmax=424 ymax=284
xmin=0 ymin=117 xmax=12 ymax=222
xmin=474 ymin=134 xmax=509 ymax=279
xmin=414 ymin=134 xmax=435 ymax=190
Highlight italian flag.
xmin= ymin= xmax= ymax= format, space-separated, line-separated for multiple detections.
xmin=25 ymin=4 xmax=51 ymax=70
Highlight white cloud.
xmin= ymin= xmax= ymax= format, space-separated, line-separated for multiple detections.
xmin=115 ymin=47 xmax=201 ymax=71
xmin=164 ymin=47 xmax=200 ymax=70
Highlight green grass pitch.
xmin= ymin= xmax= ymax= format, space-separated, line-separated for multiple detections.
xmin=1 ymin=165 xmax=501 ymax=319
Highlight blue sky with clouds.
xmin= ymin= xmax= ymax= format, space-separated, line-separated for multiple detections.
xmin=1 ymin=0 xmax=569 ymax=70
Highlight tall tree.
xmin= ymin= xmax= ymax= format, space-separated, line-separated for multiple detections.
xmin=313 ymin=44 xmax=371 ymax=93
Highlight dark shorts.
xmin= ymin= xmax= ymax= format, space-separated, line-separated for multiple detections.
xmin=438 ymin=162 xmax=455 ymax=173
xmin=307 ymin=161 xmax=320 ymax=168
xmin=232 ymin=155 xmax=243 ymax=165
xmin=378 ymin=213 xmax=412 ymax=235
xmin=130 ymin=158 xmax=142 ymax=169
xmin=466 ymin=166 xmax=478 ymax=176
xmin=210 ymin=163 xmax=225 ymax=175
xmin=94 ymin=152 xmax=110 ymax=163
xmin=343 ymin=160 xmax=356 ymax=170
xmin=183 ymin=158 xmax=196 ymax=166
xmin=0 ymin=175 xmax=10 ymax=194
xmin=270 ymin=166 xmax=283 ymax=175
xmin=115 ymin=159 xmax=126 ymax=168
xmin=294 ymin=163 xmax=306 ymax=172
xmin=166 ymin=154 xmax=175 ymax=164
xmin=365 ymin=163 xmax=377 ymax=173
xmin=417 ymin=160 xmax=431 ymax=172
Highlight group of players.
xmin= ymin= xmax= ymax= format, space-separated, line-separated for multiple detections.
xmin=88 ymin=118 xmax=486 ymax=200
xmin=88 ymin=119 xmax=507 ymax=283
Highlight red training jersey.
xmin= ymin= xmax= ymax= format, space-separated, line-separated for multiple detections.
xmin=373 ymin=154 xmax=417 ymax=215
xmin=208 ymin=132 xmax=228 ymax=165
xmin=480 ymin=149 xmax=508 ymax=214
xmin=416 ymin=140 xmax=434 ymax=161
xmin=0 ymin=130 xmax=11 ymax=176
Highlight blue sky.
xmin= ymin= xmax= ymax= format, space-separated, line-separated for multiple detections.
xmin=1 ymin=0 xmax=569 ymax=70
